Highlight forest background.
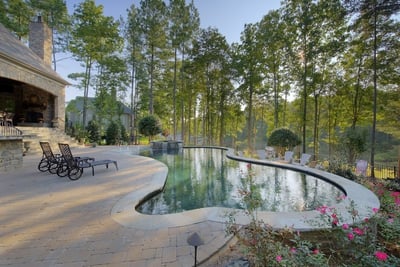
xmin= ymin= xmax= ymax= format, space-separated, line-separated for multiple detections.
xmin=1 ymin=0 xmax=399 ymax=176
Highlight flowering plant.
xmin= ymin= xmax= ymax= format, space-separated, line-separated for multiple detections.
xmin=226 ymin=169 xmax=400 ymax=266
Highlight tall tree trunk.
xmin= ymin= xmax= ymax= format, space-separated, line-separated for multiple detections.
xmin=82 ymin=58 xmax=92 ymax=127
xmin=173 ymin=47 xmax=177 ymax=140
xmin=149 ymin=44 xmax=154 ymax=114
xmin=371 ymin=3 xmax=378 ymax=178
xmin=247 ymin=83 xmax=254 ymax=152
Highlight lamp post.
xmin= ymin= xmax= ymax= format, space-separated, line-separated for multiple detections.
xmin=187 ymin=232 xmax=204 ymax=267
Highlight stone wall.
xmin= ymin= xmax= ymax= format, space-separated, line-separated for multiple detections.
xmin=0 ymin=139 xmax=23 ymax=172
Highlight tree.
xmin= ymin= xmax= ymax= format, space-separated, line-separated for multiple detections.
xmin=30 ymin=0 xmax=70 ymax=70
xmin=340 ymin=127 xmax=368 ymax=164
xmin=137 ymin=0 xmax=168 ymax=115
xmin=0 ymin=0 xmax=34 ymax=40
xmin=168 ymin=0 xmax=200 ymax=140
xmin=190 ymin=27 xmax=232 ymax=146
xmin=138 ymin=115 xmax=162 ymax=141
xmin=343 ymin=0 xmax=400 ymax=177
xmin=258 ymin=10 xmax=287 ymax=129
xmin=268 ymin=128 xmax=301 ymax=157
xmin=94 ymin=55 xmax=129 ymax=123
xmin=69 ymin=0 xmax=122 ymax=127
xmin=106 ymin=121 xmax=121 ymax=145
xmin=86 ymin=119 xmax=101 ymax=144
xmin=231 ymin=23 xmax=264 ymax=152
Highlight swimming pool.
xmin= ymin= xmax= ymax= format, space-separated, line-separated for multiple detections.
xmin=137 ymin=147 xmax=344 ymax=215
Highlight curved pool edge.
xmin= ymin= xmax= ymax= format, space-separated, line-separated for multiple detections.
xmin=111 ymin=146 xmax=380 ymax=231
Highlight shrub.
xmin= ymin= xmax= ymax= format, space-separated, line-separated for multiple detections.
xmin=105 ymin=121 xmax=121 ymax=145
xmin=138 ymin=115 xmax=162 ymax=142
xmin=86 ymin=120 xmax=101 ymax=144
xmin=268 ymin=128 xmax=301 ymax=156
xmin=226 ymin=166 xmax=400 ymax=266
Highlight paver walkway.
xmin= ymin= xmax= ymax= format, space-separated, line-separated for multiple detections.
xmin=0 ymin=146 xmax=231 ymax=267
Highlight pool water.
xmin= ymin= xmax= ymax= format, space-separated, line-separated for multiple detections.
xmin=137 ymin=148 xmax=344 ymax=215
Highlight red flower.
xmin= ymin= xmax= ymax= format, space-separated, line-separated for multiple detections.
xmin=374 ymin=251 xmax=388 ymax=261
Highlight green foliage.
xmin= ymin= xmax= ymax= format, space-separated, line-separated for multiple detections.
xmin=69 ymin=0 xmax=122 ymax=126
xmin=268 ymin=128 xmax=301 ymax=156
xmin=0 ymin=0 xmax=34 ymax=40
xmin=340 ymin=127 xmax=368 ymax=164
xmin=138 ymin=115 xmax=162 ymax=141
xmin=86 ymin=119 xmax=101 ymax=144
xmin=227 ymin=170 xmax=400 ymax=266
xmin=105 ymin=121 xmax=121 ymax=145
xmin=326 ymin=151 xmax=358 ymax=181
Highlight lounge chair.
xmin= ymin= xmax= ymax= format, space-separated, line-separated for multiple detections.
xmin=296 ymin=153 xmax=312 ymax=166
xmin=58 ymin=143 xmax=118 ymax=180
xmin=283 ymin=151 xmax=294 ymax=163
xmin=38 ymin=141 xmax=94 ymax=177
xmin=38 ymin=141 xmax=63 ymax=174
xmin=355 ymin=160 xmax=368 ymax=176
xmin=265 ymin=146 xmax=275 ymax=159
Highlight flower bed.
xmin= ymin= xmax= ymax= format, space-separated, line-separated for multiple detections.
xmin=222 ymin=175 xmax=400 ymax=266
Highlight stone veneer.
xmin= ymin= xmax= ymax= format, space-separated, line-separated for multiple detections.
xmin=0 ymin=139 xmax=23 ymax=172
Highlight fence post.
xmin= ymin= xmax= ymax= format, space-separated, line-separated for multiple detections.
xmin=398 ymin=159 xmax=399 ymax=179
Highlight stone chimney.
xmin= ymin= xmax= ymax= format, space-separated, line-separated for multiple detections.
xmin=29 ymin=16 xmax=52 ymax=67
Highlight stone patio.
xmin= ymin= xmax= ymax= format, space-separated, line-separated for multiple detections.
xmin=0 ymin=146 xmax=231 ymax=267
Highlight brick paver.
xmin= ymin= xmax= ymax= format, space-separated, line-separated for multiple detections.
xmin=0 ymin=146 xmax=231 ymax=267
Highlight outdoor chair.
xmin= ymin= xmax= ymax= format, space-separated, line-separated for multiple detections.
xmin=283 ymin=151 xmax=294 ymax=163
xmin=355 ymin=159 xmax=368 ymax=176
xmin=265 ymin=146 xmax=275 ymax=159
xmin=38 ymin=141 xmax=65 ymax=175
xmin=38 ymin=141 xmax=93 ymax=177
xmin=58 ymin=143 xmax=118 ymax=180
xmin=294 ymin=153 xmax=312 ymax=166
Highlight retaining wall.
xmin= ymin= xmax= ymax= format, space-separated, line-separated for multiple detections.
xmin=0 ymin=138 xmax=23 ymax=172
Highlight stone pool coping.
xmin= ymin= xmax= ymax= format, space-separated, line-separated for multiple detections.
xmin=111 ymin=147 xmax=380 ymax=231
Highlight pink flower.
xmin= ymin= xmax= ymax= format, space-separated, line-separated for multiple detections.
xmin=347 ymin=232 xmax=354 ymax=241
xmin=342 ymin=223 xmax=349 ymax=230
xmin=390 ymin=191 xmax=400 ymax=198
xmin=331 ymin=213 xmax=339 ymax=226
xmin=276 ymin=255 xmax=283 ymax=262
xmin=353 ymin=228 xmax=364 ymax=236
xmin=374 ymin=251 xmax=388 ymax=261
xmin=313 ymin=249 xmax=319 ymax=255
xmin=364 ymin=218 xmax=369 ymax=223
xmin=316 ymin=205 xmax=329 ymax=214
xmin=395 ymin=198 xmax=400 ymax=206
xmin=290 ymin=247 xmax=297 ymax=254
xmin=337 ymin=195 xmax=347 ymax=201
xmin=387 ymin=218 xmax=394 ymax=224
xmin=372 ymin=207 xmax=379 ymax=213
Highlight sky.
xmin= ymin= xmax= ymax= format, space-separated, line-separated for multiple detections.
xmin=60 ymin=0 xmax=282 ymax=102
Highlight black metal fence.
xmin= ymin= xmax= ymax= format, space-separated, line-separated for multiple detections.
xmin=368 ymin=163 xmax=398 ymax=179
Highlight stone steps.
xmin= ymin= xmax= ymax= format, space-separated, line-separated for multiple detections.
xmin=16 ymin=126 xmax=82 ymax=155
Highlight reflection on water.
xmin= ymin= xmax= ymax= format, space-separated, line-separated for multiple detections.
xmin=137 ymin=148 xmax=344 ymax=215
